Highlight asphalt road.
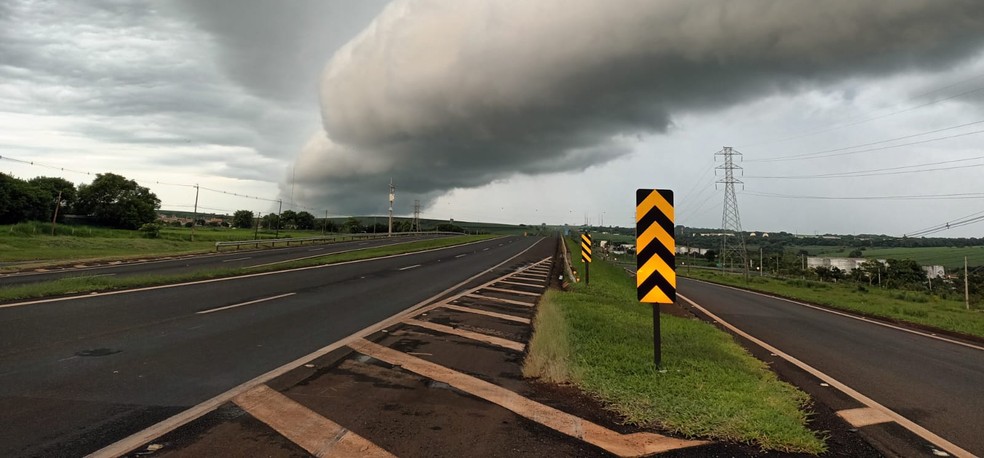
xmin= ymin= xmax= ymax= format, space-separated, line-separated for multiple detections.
xmin=0 ymin=233 xmax=449 ymax=288
xmin=0 ymin=235 xmax=549 ymax=457
xmin=678 ymin=277 xmax=984 ymax=456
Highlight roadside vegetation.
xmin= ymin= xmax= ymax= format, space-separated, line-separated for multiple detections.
xmin=682 ymin=268 xmax=984 ymax=338
xmin=524 ymin=239 xmax=825 ymax=453
xmin=0 ymin=235 xmax=494 ymax=303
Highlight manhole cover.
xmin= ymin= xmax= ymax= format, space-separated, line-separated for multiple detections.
xmin=75 ymin=348 xmax=121 ymax=357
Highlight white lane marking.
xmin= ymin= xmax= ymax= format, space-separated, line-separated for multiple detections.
xmin=399 ymin=264 xmax=422 ymax=271
xmin=455 ymin=254 xmax=467 ymax=258
xmin=86 ymin=273 xmax=117 ymax=278
xmin=684 ymin=278 xmax=984 ymax=352
xmin=245 ymin=239 xmax=415 ymax=269
xmin=679 ymin=293 xmax=975 ymax=458
xmin=359 ymin=242 xmax=369 ymax=246
xmin=88 ymin=238 xmax=544 ymax=458
xmin=196 ymin=293 xmax=296 ymax=315
xmin=483 ymin=248 xmax=489 ymax=251
xmin=307 ymin=248 xmax=325 ymax=252
xmin=222 ymin=257 xmax=252 ymax=263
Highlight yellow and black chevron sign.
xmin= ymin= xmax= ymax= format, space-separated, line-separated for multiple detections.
xmin=636 ymin=189 xmax=675 ymax=303
xmin=581 ymin=233 xmax=592 ymax=263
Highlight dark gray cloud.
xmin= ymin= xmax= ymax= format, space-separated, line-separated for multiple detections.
xmin=295 ymin=0 xmax=984 ymax=215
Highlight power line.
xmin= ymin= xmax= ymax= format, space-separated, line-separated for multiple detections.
xmin=739 ymin=74 xmax=984 ymax=149
xmin=749 ymin=121 xmax=984 ymax=163
xmin=741 ymin=191 xmax=984 ymax=201
xmin=746 ymin=155 xmax=984 ymax=179
xmin=904 ymin=208 xmax=984 ymax=237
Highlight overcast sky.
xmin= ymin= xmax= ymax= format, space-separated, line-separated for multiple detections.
xmin=2 ymin=0 xmax=984 ymax=237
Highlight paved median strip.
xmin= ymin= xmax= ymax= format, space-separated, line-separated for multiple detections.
xmin=403 ymin=318 xmax=526 ymax=351
xmin=233 ymin=384 xmax=394 ymax=457
xmin=349 ymin=339 xmax=709 ymax=457
xmin=196 ymin=293 xmax=296 ymax=315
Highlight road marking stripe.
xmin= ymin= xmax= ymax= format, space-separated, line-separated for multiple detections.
xmin=440 ymin=304 xmax=531 ymax=324
xmin=233 ymin=384 xmax=393 ymax=457
xmin=1 ymin=237 xmax=503 ymax=310
xmin=685 ymin=278 xmax=984 ymax=352
xmin=196 ymin=293 xmax=296 ymax=315
xmin=221 ymin=257 xmax=252 ymax=263
xmin=679 ymin=293 xmax=975 ymax=458
xmin=404 ymin=319 xmax=525 ymax=352
xmin=85 ymin=273 xmax=117 ymax=278
xmin=247 ymin=239 xmax=413 ymax=269
xmin=482 ymin=286 xmax=541 ymax=297
xmin=349 ymin=339 xmax=708 ymax=456
xmin=399 ymin=264 xmax=422 ymax=271
xmin=836 ymin=407 xmax=894 ymax=428
xmin=465 ymin=294 xmax=535 ymax=307
xmin=86 ymin=239 xmax=543 ymax=458
xmin=482 ymin=248 xmax=489 ymax=251
xmin=454 ymin=254 xmax=467 ymax=258
xmin=515 ymin=272 xmax=548 ymax=278
xmin=308 ymin=248 xmax=325 ymax=252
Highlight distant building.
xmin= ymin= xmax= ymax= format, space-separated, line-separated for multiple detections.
xmin=676 ymin=246 xmax=708 ymax=255
xmin=807 ymin=257 xmax=867 ymax=271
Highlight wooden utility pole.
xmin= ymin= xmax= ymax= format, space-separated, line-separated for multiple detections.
xmin=50 ymin=190 xmax=62 ymax=236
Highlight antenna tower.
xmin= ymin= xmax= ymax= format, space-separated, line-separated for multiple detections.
xmin=715 ymin=147 xmax=748 ymax=278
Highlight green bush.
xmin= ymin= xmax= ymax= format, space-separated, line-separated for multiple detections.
xmin=139 ymin=223 xmax=161 ymax=239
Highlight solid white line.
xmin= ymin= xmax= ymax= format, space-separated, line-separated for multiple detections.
xmin=86 ymin=273 xmax=116 ymax=278
xmin=245 ymin=239 xmax=410 ymax=269
xmin=196 ymin=293 xmax=296 ymax=315
xmin=307 ymin=248 xmax=324 ymax=252
xmin=0 ymin=237 xmax=503 ymax=310
xmin=684 ymin=278 xmax=984 ymax=352
xmin=483 ymin=248 xmax=489 ymax=251
xmin=455 ymin=254 xmax=467 ymax=258
xmin=679 ymin=293 xmax=974 ymax=458
xmin=399 ymin=264 xmax=422 ymax=271
xmin=88 ymin=237 xmax=543 ymax=458
xmin=221 ymin=257 xmax=252 ymax=263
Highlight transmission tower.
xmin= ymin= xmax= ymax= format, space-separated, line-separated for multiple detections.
xmin=715 ymin=147 xmax=748 ymax=277
xmin=413 ymin=200 xmax=421 ymax=233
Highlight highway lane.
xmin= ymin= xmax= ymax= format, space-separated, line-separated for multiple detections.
xmin=0 ymin=235 xmax=552 ymax=457
xmin=0 ymin=233 xmax=450 ymax=288
xmin=678 ymin=277 xmax=984 ymax=456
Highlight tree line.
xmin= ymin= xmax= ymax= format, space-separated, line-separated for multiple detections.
xmin=1 ymin=172 xmax=159 ymax=230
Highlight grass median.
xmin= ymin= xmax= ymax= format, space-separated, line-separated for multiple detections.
xmin=0 ymin=235 xmax=495 ymax=303
xmin=524 ymin=240 xmax=825 ymax=453
xmin=682 ymin=268 xmax=984 ymax=338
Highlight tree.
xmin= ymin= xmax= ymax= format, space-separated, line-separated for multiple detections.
xmin=28 ymin=176 xmax=77 ymax=221
xmin=0 ymin=174 xmax=49 ymax=223
xmin=262 ymin=213 xmax=280 ymax=230
xmin=295 ymin=211 xmax=316 ymax=230
xmin=232 ymin=210 xmax=254 ymax=229
xmin=280 ymin=210 xmax=298 ymax=229
xmin=343 ymin=217 xmax=363 ymax=233
xmin=75 ymin=173 xmax=160 ymax=229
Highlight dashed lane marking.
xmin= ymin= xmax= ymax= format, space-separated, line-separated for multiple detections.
xmin=234 ymin=384 xmax=394 ymax=457
xmin=399 ymin=264 xmax=422 ymax=271
xmin=679 ymin=293 xmax=975 ymax=458
xmin=404 ymin=319 xmax=525 ymax=352
xmin=196 ymin=293 xmax=296 ymax=315
xmin=464 ymin=294 xmax=535 ymax=307
xmin=349 ymin=339 xmax=709 ymax=457
xmin=836 ymin=407 xmax=894 ymax=428
xmin=222 ymin=257 xmax=253 ymax=263
xmin=455 ymin=254 xmax=467 ymax=258
xmin=440 ymin=303 xmax=531 ymax=324
xmin=482 ymin=286 xmax=541 ymax=297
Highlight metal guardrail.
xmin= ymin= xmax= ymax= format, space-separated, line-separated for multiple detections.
xmin=560 ymin=235 xmax=578 ymax=283
xmin=214 ymin=231 xmax=464 ymax=252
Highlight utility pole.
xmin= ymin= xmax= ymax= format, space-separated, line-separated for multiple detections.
xmin=50 ymin=190 xmax=62 ymax=236
xmin=716 ymin=147 xmax=748 ymax=279
xmin=966 ymin=256 xmax=970 ymax=310
xmin=254 ymin=212 xmax=260 ymax=240
xmin=388 ymin=179 xmax=395 ymax=237
xmin=191 ymin=184 xmax=200 ymax=242
xmin=275 ymin=199 xmax=282 ymax=239
xmin=323 ymin=209 xmax=328 ymax=236
xmin=760 ymin=247 xmax=763 ymax=277
xmin=413 ymin=200 xmax=421 ymax=233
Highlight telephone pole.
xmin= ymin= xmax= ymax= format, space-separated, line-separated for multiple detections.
xmin=716 ymin=147 xmax=748 ymax=279
xmin=50 ymin=190 xmax=62 ymax=236
xmin=191 ymin=184 xmax=200 ymax=242
xmin=388 ymin=179 xmax=395 ymax=237
xmin=966 ymin=256 xmax=970 ymax=310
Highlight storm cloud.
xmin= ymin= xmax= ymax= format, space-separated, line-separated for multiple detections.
xmin=295 ymin=0 xmax=984 ymax=214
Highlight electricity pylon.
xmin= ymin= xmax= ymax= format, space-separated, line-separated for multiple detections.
xmin=716 ymin=147 xmax=748 ymax=278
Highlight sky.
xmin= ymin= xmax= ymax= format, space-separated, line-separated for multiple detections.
xmin=2 ymin=0 xmax=984 ymax=237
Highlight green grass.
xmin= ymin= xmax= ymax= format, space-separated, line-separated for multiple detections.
xmin=524 ymin=238 xmax=825 ymax=453
xmin=682 ymin=269 xmax=984 ymax=338
xmin=819 ymin=246 xmax=984 ymax=270
xmin=0 ymin=221 xmax=399 ymax=266
xmin=0 ymin=235 xmax=495 ymax=303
